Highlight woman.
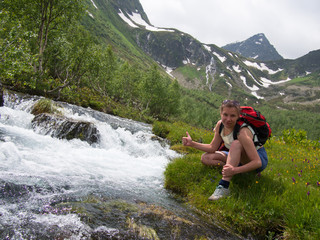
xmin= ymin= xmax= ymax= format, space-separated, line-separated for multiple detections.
xmin=182 ymin=100 xmax=268 ymax=200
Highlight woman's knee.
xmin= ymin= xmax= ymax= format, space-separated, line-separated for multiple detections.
xmin=201 ymin=153 xmax=209 ymax=165
xmin=230 ymin=139 xmax=243 ymax=150
xmin=201 ymin=152 xmax=226 ymax=166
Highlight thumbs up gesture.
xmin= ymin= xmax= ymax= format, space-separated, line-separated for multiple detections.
xmin=182 ymin=131 xmax=193 ymax=146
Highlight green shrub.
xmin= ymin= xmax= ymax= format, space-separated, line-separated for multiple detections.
xmin=152 ymin=121 xmax=170 ymax=139
xmin=31 ymin=98 xmax=60 ymax=115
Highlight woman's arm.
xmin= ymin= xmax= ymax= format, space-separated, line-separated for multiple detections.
xmin=182 ymin=121 xmax=223 ymax=153
xmin=222 ymin=127 xmax=262 ymax=178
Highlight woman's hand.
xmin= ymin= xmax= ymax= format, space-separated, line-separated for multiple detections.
xmin=182 ymin=131 xmax=193 ymax=146
xmin=222 ymin=164 xmax=235 ymax=178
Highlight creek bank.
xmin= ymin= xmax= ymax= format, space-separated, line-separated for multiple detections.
xmin=51 ymin=195 xmax=242 ymax=240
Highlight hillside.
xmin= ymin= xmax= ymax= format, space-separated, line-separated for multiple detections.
xmin=2 ymin=0 xmax=320 ymax=140
xmin=84 ymin=0 xmax=320 ymax=104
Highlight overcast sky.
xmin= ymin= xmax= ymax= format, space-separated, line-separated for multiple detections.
xmin=139 ymin=0 xmax=320 ymax=59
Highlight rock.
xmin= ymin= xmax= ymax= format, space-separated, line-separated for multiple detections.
xmin=31 ymin=113 xmax=100 ymax=144
xmin=0 ymin=83 xmax=3 ymax=107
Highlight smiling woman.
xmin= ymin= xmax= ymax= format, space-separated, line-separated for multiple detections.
xmin=182 ymin=99 xmax=269 ymax=200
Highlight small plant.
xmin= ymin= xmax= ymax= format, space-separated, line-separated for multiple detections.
xmin=31 ymin=98 xmax=60 ymax=115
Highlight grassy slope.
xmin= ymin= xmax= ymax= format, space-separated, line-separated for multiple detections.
xmin=156 ymin=122 xmax=320 ymax=240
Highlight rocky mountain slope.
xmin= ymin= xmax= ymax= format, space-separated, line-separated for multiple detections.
xmin=222 ymin=33 xmax=283 ymax=61
xmin=84 ymin=0 xmax=320 ymax=103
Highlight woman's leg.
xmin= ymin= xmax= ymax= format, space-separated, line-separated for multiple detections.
xmin=209 ymin=141 xmax=244 ymax=200
xmin=222 ymin=140 xmax=244 ymax=182
xmin=201 ymin=151 xmax=227 ymax=166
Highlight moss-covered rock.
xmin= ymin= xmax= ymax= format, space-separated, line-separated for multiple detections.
xmin=31 ymin=113 xmax=100 ymax=144
xmin=31 ymin=98 xmax=61 ymax=115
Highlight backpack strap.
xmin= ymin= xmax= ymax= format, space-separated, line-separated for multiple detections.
xmin=219 ymin=121 xmax=224 ymax=135
xmin=219 ymin=121 xmax=240 ymax=140
xmin=232 ymin=122 xmax=241 ymax=140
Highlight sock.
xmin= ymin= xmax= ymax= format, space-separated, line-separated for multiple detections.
xmin=218 ymin=179 xmax=230 ymax=189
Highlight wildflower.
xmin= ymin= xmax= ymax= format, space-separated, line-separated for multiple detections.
xmin=292 ymin=177 xmax=296 ymax=183
xmin=307 ymin=191 xmax=310 ymax=197
xmin=256 ymin=181 xmax=259 ymax=184
xmin=306 ymin=182 xmax=310 ymax=187
xmin=317 ymin=181 xmax=320 ymax=187
xmin=298 ymin=173 xmax=301 ymax=177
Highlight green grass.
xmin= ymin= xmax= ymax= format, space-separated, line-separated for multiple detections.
xmin=285 ymin=72 xmax=320 ymax=87
xmin=157 ymin=122 xmax=320 ymax=239
xmin=176 ymin=65 xmax=206 ymax=83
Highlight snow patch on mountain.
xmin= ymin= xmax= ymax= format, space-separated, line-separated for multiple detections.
xmin=244 ymin=60 xmax=283 ymax=74
xmin=203 ymin=45 xmax=211 ymax=52
xmin=260 ymin=77 xmax=291 ymax=87
xmin=240 ymin=76 xmax=263 ymax=99
xmin=232 ymin=65 xmax=241 ymax=73
xmin=87 ymin=11 xmax=94 ymax=19
xmin=118 ymin=10 xmax=174 ymax=32
xmin=91 ymin=0 xmax=98 ymax=9
xmin=161 ymin=64 xmax=174 ymax=77
xmin=118 ymin=10 xmax=139 ymax=28
xmin=213 ymin=52 xmax=226 ymax=62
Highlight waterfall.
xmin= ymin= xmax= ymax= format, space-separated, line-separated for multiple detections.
xmin=206 ymin=57 xmax=216 ymax=91
xmin=0 ymin=91 xmax=239 ymax=239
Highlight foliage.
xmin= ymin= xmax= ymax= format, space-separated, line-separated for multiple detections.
xmin=162 ymin=122 xmax=320 ymax=239
xmin=0 ymin=10 xmax=37 ymax=86
xmin=2 ymin=0 xmax=320 ymax=141
xmin=31 ymin=98 xmax=60 ymax=115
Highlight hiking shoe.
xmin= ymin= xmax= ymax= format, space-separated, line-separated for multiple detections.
xmin=208 ymin=185 xmax=230 ymax=201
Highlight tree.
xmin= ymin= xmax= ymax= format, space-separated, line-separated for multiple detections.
xmin=87 ymin=45 xmax=118 ymax=97
xmin=113 ymin=62 xmax=141 ymax=105
xmin=45 ymin=24 xmax=95 ymax=98
xmin=3 ymin=0 xmax=85 ymax=77
xmin=166 ymin=79 xmax=181 ymax=116
xmin=141 ymin=65 xmax=171 ymax=118
xmin=0 ymin=10 xmax=37 ymax=87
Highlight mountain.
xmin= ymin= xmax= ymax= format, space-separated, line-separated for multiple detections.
xmin=222 ymin=33 xmax=283 ymax=61
xmin=83 ymin=0 xmax=320 ymax=104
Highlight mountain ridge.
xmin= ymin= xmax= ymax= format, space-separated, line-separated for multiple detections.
xmin=84 ymin=0 xmax=320 ymax=103
xmin=222 ymin=33 xmax=283 ymax=61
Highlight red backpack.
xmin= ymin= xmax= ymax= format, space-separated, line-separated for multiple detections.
xmin=219 ymin=106 xmax=272 ymax=146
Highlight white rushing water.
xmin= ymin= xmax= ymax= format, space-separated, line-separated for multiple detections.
xmin=0 ymin=92 xmax=180 ymax=239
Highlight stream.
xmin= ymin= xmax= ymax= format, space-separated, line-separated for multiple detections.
xmin=0 ymin=91 xmax=241 ymax=239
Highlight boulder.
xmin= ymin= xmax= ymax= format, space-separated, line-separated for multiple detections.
xmin=31 ymin=113 xmax=100 ymax=144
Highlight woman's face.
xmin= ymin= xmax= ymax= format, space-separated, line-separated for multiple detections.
xmin=220 ymin=106 xmax=239 ymax=129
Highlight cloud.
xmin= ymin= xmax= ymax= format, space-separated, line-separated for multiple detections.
xmin=140 ymin=0 xmax=320 ymax=59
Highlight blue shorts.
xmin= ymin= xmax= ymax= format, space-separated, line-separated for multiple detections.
xmin=221 ymin=147 xmax=268 ymax=173
xmin=256 ymin=147 xmax=268 ymax=172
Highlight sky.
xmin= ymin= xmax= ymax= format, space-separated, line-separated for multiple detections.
xmin=139 ymin=0 xmax=320 ymax=59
